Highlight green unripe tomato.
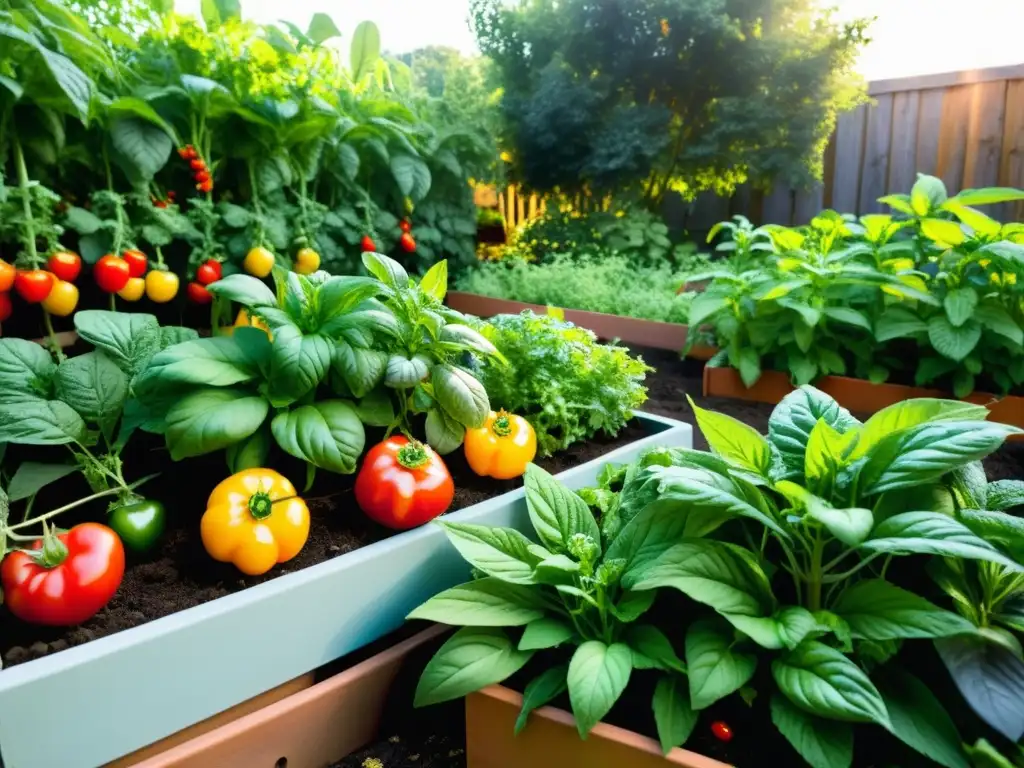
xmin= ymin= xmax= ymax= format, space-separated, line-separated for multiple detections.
xmin=109 ymin=500 xmax=166 ymax=552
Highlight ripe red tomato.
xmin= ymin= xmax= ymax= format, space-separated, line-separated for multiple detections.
xmin=197 ymin=180 xmax=213 ymax=193
xmin=0 ymin=259 xmax=15 ymax=292
xmin=195 ymin=259 xmax=222 ymax=285
xmin=187 ymin=281 xmax=213 ymax=304
xmin=360 ymin=235 xmax=376 ymax=252
xmin=711 ymin=721 xmax=733 ymax=743
xmin=355 ymin=436 xmax=454 ymax=530
xmin=47 ymin=251 xmax=82 ymax=282
xmin=190 ymin=158 xmax=206 ymax=172
xmin=1 ymin=523 xmax=125 ymax=626
xmin=14 ymin=269 xmax=54 ymax=303
xmin=194 ymin=170 xmax=211 ymax=184
xmin=400 ymin=219 xmax=412 ymax=233
xmin=399 ymin=233 xmax=416 ymax=253
xmin=0 ymin=292 xmax=11 ymax=322
xmin=121 ymin=249 xmax=148 ymax=278
xmin=94 ymin=254 xmax=131 ymax=293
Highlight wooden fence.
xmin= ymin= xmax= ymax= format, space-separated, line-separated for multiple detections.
xmin=482 ymin=63 xmax=1024 ymax=234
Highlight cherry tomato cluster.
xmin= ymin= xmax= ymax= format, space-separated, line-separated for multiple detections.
xmin=0 ymin=252 xmax=84 ymax=322
xmin=150 ymin=190 xmax=177 ymax=209
xmin=398 ymin=219 xmax=416 ymax=253
xmin=188 ymin=259 xmax=222 ymax=304
xmin=178 ymin=145 xmax=213 ymax=193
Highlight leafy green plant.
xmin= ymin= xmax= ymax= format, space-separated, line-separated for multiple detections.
xmin=456 ymin=253 xmax=696 ymax=324
xmin=475 ymin=311 xmax=651 ymax=456
xmin=409 ymin=463 xmax=692 ymax=752
xmin=601 ymin=388 xmax=1022 ymax=767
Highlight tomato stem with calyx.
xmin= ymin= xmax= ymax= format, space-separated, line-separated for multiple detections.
xmin=27 ymin=521 xmax=69 ymax=568
xmin=397 ymin=440 xmax=431 ymax=470
xmin=12 ymin=133 xmax=41 ymax=267
xmin=491 ymin=410 xmax=512 ymax=437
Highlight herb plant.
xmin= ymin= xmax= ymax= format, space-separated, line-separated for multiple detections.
xmin=475 ymin=311 xmax=651 ymax=456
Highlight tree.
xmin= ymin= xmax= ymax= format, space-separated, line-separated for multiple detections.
xmin=473 ymin=0 xmax=870 ymax=203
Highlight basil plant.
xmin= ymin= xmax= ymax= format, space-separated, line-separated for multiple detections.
xmin=611 ymin=388 xmax=1022 ymax=768
xmin=409 ymin=464 xmax=692 ymax=755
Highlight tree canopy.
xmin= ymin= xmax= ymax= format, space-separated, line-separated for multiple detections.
xmin=473 ymin=0 xmax=870 ymax=202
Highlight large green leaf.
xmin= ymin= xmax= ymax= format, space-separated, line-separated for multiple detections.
xmin=847 ymin=399 xmax=989 ymax=461
xmin=770 ymin=693 xmax=853 ymax=768
xmin=350 ymin=20 xmax=382 ymax=82
xmin=875 ymin=306 xmax=928 ymax=343
xmin=0 ymin=400 xmax=87 ymax=445
xmin=567 ymin=641 xmax=632 ymax=736
xmin=0 ymin=338 xmax=57 ymax=402
xmin=689 ymin=397 xmax=770 ymax=477
xmin=270 ymin=400 xmax=365 ymax=474
xmin=519 ymin=617 xmax=574 ymax=651
xmin=110 ymin=117 xmax=172 ymax=181
xmin=857 ymin=421 xmax=1015 ymax=496
xmin=772 ymin=640 xmax=890 ymax=726
xmin=626 ymin=624 xmax=686 ymax=673
xmin=515 ymin=665 xmax=568 ymax=735
xmin=414 ymin=627 xmax=533 ymax=707
xmin=165 ymin=389 xmax=268 ymax=460
xmin=432 ymin=364 xmax=488 ymax=428
xmin=928 ymin=316 xmax=981 ymax=361
xmin=306 ymin=12 xmax=341 ymax=44
xmin=74 ymin=310 xmax=161 ymax=376
xmin=207 ymin=274 xmax=277 ymax=307
xmin=136 ymin=335 xmax=267 ymax=395
xmin=523 ymin=464 xmax=600 ymax=555
xmin=861 ymin=512 xmax=1022 ymax=570
xmin=911 ymin=174 xmax=948 ymax=215
xmin=424 ymin=406 xmax=465 ymax=455
xmin=653 ymin=675 xmax=697 ymax=754
xmin=390 ymin=154 xmax=432 ymax=201
xmin=805 ymin=499 xmax=873 ymax=547
xmin=685 ymin=617 xmax=757 ymax=710
xmin=831 ymin=579 xmax=976 ymax=640
xmin=333 ymin=342 xmax=387 ymax=398
xmin=974 ymin=304 xmax=1024 ymax=346
xmin=384 ymin=353 xmax=430 ymax=388
xmin=438 ymin=521 xmax=546 ymax=584
xmin=362 ymin=252 xmax=408 ymax=288
xmin=876 ymin=669 xmax=969 ymax=768
xmin=950 ymin=187 xmax=1024 ymax=207
xmin=987 ymin=480 xmax=1024 ymax=511
xmin=944 ymin=288 xmax=979 ymax=328
xmin=6 ymin=462 xmax=79 ymax=502
xmin=267 ymin=329 xmax=333 ymax=404
xmin=407 ymin=578 xmax=545 ymax=626
xmin=768 ymin=386 xmax=858 ymax=481
xmin=55 ymin=351 xmax=127 ymax=440
xmin=935 ymin=635 xmax=1024 ymax=741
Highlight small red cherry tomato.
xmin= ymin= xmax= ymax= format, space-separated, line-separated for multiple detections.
xmin=400 ymin=219 xmax=412 ymax=233
xmin=194 ymin=170 xmax=211 ymax=184
xmin=399 ymin=232 xmax=416 ymax=253
xmin=0 ymin=259 xmax=15 ymax=292
xmin=14 ymin=269 xmax=54 ymax=303
xmin=360 ymin=235 xmax=376 ymax=252
xmin=187 ymin=281 xmax=213 ymax=304
xmin=355 ymin=436 xmax=454 ymax=530
xmin=94 ymin=254 xmax=131 ymax=293
xmin=47 ymin=251 xmax=82 ymax=282
xmin=195 ymin=259 xmax=222 ymax=285
xmin=711 ymin=721 xmax=733 ymax=743
xmin=190 ymin=158 xmax=206 ymax=172
xmin=121 ymin=249 xmax=148 ymax=278
xmin=1 ymin=523 xmax=125 ymax=626
xmin=0 ymin=292 xmax=12 ymax=322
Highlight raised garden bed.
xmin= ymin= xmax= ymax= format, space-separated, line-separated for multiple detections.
xmin=447 ymin=291 xmax=717 ymax=359
xmin=703 ymin=365 xmax=1024 ymax=434
xmin=0 ymin=412 xmax=692 ymax=768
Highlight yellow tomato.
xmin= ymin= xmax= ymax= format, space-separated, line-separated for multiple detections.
xmin=464 ymin=410 xmax=537 ymax=480
xmin=231 ymin=309 xmax=272 ymax=338
xmin=200 ymin=469 xmax=310 ymax=576
xmin=41 ymin=279 xmax=79 ymax=317
xmin=244 ymin=246 xmax=275 ymax=278
xmin=145 ymin=270 xmax=180 ymax=303
xmin=117 ymin=277 xmax=146 ymax=302
xmin=294 ymin=247 xmax=321 ymax=275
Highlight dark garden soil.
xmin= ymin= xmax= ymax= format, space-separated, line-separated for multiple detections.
xmin=0 ymin=421 xmax=648 ymax=667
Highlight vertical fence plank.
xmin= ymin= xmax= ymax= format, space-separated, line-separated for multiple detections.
xmin=887 ymin=90 xmax=921 ymax=194
xmin=965 ymin=80 xmax=1009 ymax=219
xmin=937 ymin=84 xmax=974 ymax=194
xmin=915 ymin=89 xmax=945 ymax=176
xmin=762 ymin=186 xmax=794 ymax=224
xmin=689 ymin=192 xmax=731 ymax=233
xmin=858 ymin=94 xmax=895 ymax=213
xmin=831 ymin=104 xmax=867 ymax=213
xmin=793 ymin=184 xmax=824 ymax=225
xmin=1000 ymin=80 xmax=1024 ymax=222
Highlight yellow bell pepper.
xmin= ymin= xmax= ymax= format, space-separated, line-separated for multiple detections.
xmin=464 ymin=410 xmax=537 ymax=480
xmin=200 ymin=468 xmax=310 ymax=576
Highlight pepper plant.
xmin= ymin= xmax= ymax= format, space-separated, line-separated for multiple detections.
xmin=409 ymin=463 xmax=693 ymax=754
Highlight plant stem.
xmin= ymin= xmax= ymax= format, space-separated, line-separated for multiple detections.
xmin=109 ymin=293 xmax=116 ymax=311
xmin=42 ymin=310 xmax=66 ymax=363
xmin=8 ymin=475 xmax=157 ymax=533
xmin=821 ymin=553 xmax=883 ymax=585
xmin=13 ymin=133 xmax=41 ymax=266
xmin=807 ymin=536 xmax=824 ymax=612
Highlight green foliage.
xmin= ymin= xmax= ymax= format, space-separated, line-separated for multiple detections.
xmin=475 ymin=311 xmax=651 ymax=456
xmin=457 ymin=253 xmax=696 ymax=324
xmin=695 ymin=176 xmax=1024 ymax=395
xmin=473 ymin=0 xmax=869 ymax=201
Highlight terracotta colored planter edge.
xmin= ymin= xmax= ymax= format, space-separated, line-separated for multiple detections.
xmin=703 ymin=365 xmax=1024 ymax=434
xmin=467 ymin=685 xmax=730 ymax=768
xmin=120 ymin=625 xmax=449 ymax=768
xmin=447 ymin=291 xmax=718 ymax=360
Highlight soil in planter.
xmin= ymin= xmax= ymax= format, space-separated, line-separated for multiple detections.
xmin=0 ymin=421 xmax=648 ymax=667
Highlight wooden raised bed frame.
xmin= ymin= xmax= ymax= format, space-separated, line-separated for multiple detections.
xmin=703 ymin=366 xmax=1024 ymax=434
xmin=446 ymin=291 xmax=718 ymax=360
xmin=0 ymin=412 xmax=693 ymax=768
xmin=465 ymin=685 xmax=729 ymax=768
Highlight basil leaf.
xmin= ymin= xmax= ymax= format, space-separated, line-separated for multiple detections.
xmin=935 ymin=635 xmax=1024 ymax=741
xmin=407 ymin=577 xmax=545 ymax=627
xmin=514 ymin=665 xmax=567 ymax=735
xmin=567 ymin=641 xmax=632 ymax=736
xmin=317 ymin=276 xmax=383 ymax=322
xmin=384 ymin=353 xmax=430 ymax=388
xmin=353 ymin=388 xmax=395 ymax=428
xmin=518 ymin=617 xmax=574 ymax=651
xmin=0 ymin=400 xmax=87 ymax=445
xmin=165 ymin=389 xmax=268 ymax=460
xmin=74 ymin=310 xmax=161 ymax=376
xmin=768 ymin=386 xmax=859 ymax=480
xmin=653 ymin=675 xmax=697 ymax=754
xmin=332 ymin=341 xmax=387 ymax=398
xmin=270 ymin=400 xmax=364 ymax=474
xmin=987 ymin=480 xmax=1024 ymax=512
xmin=862 ymin=512 xmax=1022 ymax=571
xmin=876 ymin=668 xmax=969 ymax=768
xmin=362 ymin=251 xmax=408 ymax=288
xmin=770 ymin=693 xmax=853 ymax=768
xmin=431 ymin=364 xmax=489 ymax=428
xmin=414 ymin=627 xmax=533 ymax=707
xmin=685 ymin=617 xmax=757 ymax=709
xmin=439 ymin=323 xmax=499 ymax=357
xmin=832 ymin=579 xmax=976 ymax=641
xmin=523 ymin=463 xmax=600 ymax=555
xmin=225 ymin=423 xmax=272 ymax=474
xmin=608 ymin=589 xmax=656 ymax=623
xmin=626 ymin=624 xmax=686 ymax=673
xmin=771 ymin=640 xmax=890 ymax=726
xmin=689 ymin=396 xmax=771 ymax=477
xmin=420 ymin=260 xmax=448 ymax=301
xmin=848 ymin=399 xmax=990 ymax=461
xmin=805 ymin=499 xmax=873 ymax=547
xmin=137 ymin=335 xmax=266 ymax=395
xmin=425 ymin=406 xmax=465 ymax=455
xmin=206 ymin=273 xmax=277 ymax=307
xmin=267 ymin=329 xmax=333 ymax=404
xmin=438 ymin=521 xmax=546 ymax=585
xmin=55 ymin=351 xmax=127 ymax=441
